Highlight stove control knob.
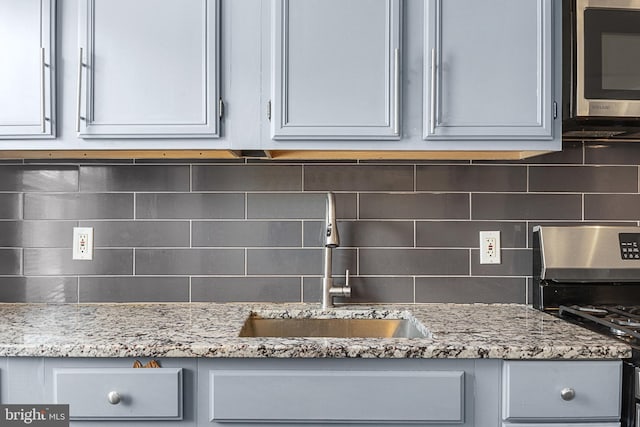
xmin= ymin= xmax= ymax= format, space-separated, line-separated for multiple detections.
xmin=560 ymin=387 xmax=575 ymax=401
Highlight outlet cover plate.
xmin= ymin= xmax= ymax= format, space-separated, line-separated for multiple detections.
xmin=479 ymin=230 xmax=501 ymax=264
xmin=72 ymin=227 xmax=93 ymax=261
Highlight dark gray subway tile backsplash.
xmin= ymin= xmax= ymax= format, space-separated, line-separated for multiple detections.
xmin=529 ymin=166 xmax=638 ymax=193
xmin=135 ymin=249 xmax=245 ymax=275
xmin=415 ymin=277 xmax=527 ymax=303
xmin=1 ymin=141 xmax=639 ymax=304
xmin=584 ymin=194 xmax=640 ymax=220
xmin=416 ymin=165 xmax=527 ymax=192
xmin=193 ymin=165 xmax=302 ymax=191
xmin=0 ymin=166 xmax=78 ymax=192
xmin=80 ymin=221 xmax=190 ymax=248
xmin=136 ymin=193 xmax=245 ymax=219
xmin=303 ymin=276 xmax=414 ymax=304
xmin=247 ymin=193 xmax=357 ymax=219
xmin=0 ymin=194 xmax=22 ymax=219
xmin=416 ymin=221 xmax=527 ymax=248
xmin=24 ymin=249 xmax=133 ymax=276
xmin=0 ymin=250 xmax=22 ymax=275
xmin=193 ymin=221 xmax=302 ymax=247
xmin=78 ymin=277 xmax=190 ymax=303
xmin=585 ymin=142 xmax=640 ymax=165
xmin=359 ymin=193 xmax=470 ymax=219
xmin=79 ymin=165 xmax=190 ymax=192
xmin=470 ymin=249 xmax=532 ymax=277
xmin=0 ymin=221 xmax=76 ymax=248
xmin=247 ymin=248 xmax=356 ymax=276
xmin=24 ymin=193 xmax=134 ymax=220
xmin=472 ymin=193 xmax=583 ymax=220
xmin=0 ymin=277 xmax=78 ymax=303
xmin=359 ymin=249 xmax=469 ymax=276
xmin=303 ymin=221 xmax=414 ymax=248
xmin=304 ymin=165 xmax=414 ymax=191
xmin=192 ymin=277 xmax=302 ymax=303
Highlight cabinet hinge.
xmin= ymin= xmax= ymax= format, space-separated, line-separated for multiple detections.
xmin=267 ymin=100 xmax=271 ymax=121
xmin=219 ymin=98 xmax=224 ymax=119
xmin=553 ymin=101 xmax=558 ymax=120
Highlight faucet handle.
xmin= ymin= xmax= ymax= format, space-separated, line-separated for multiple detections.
xmin=343 ymin=269 xmax=351 ymax=298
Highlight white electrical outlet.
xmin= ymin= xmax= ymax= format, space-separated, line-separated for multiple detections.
xmin=479 ymin=231 xmax=501 ymax=264
xmin=72 ymin=227 xmax=93 ymax=260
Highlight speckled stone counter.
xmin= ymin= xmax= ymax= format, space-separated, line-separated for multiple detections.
xmin=0 ymin=303 xmax=630 ymax=359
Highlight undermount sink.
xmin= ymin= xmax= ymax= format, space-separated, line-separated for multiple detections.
xmin=238 ymin=315 xmax=430 ymax=339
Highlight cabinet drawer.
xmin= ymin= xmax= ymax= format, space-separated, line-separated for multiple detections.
xmin=502 ymin=361 xmax=621 ymax=421
xmin=53 ymin=368 xmax=182 ymax=420
xmin=210 ymin=369 xmax=464 ymax=423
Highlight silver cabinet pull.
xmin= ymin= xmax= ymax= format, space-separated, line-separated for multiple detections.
xmin=107 ymin=391 xmax=121 ymax=405
xmin=393 ymin=48 xmax=400 ymax=135
xmin=40 ymin=47 xmax=46 ymax=133
xmin=560 ymin=387 xmax=576 ymax=401
xmin=429 ymin=47 xmax=437 ymax=135
xmin=76 ymin=47 xmax=84 ymax=133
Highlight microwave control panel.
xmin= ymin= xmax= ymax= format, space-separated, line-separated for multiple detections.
xmin=619 ymin=233 xmax=640 ymax=260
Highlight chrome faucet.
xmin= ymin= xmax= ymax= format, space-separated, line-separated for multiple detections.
xmin=322 ymin=192 xmax=351 ymax=310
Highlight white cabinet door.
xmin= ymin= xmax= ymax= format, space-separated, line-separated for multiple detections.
xmin=424 ymin=0 xmax=554 ymax=140
xmin=0 ymin=0 xmax=55 ymax=139
xmin=77 ymin=0 xmax=221 ymax=139
xmin=270 ymin=0 xmax=401 ymax=140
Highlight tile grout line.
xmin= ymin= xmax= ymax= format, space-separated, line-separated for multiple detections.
xmin=300 ymin=276 xmax=304 ymax=303
xmin=412 ymin=276 xmax=416 ymax=304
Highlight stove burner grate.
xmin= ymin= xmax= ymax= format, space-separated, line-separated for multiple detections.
xmin=559 ymin=305 xmax=640 ymax=343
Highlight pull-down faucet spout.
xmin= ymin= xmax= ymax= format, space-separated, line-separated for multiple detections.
xmin=322 ymin=192 xmax=351 ymax=310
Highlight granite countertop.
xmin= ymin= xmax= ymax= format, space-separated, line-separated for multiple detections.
xmin=0 ymin=303 xmax=630 ymax=359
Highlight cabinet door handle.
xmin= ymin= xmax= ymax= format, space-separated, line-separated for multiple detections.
xmin=76 ymin=47 xmax=84 ymax=133
xmin=393 ymin=48 xmax=400 ymax=135
xmin=40 ymin=47 xmax=46 ymax=133
xmin=560 ymin=387 xmax=576 ymax=401
xmin=107 ymin=391 xmax=121 ymax=405
xmin=429 ymin=47 xmax=437 ymax=135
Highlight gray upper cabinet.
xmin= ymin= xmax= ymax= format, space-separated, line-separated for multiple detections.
xmin=77 ymin=0 xmax=221 ymax=139
xmin=423 ymin=0 xmax=554 ymax=140
xmin=270 ymin=0 xmax=402 ymax=140
xmin=0 ymin=0 xmax=55 ymax=139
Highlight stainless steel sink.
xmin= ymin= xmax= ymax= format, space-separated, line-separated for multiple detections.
xmin=238 ymin=317 xmax=429 ymax=338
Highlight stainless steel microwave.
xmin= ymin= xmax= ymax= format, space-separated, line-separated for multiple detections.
xmin=564 ymin=0 xmax=640 ymax=139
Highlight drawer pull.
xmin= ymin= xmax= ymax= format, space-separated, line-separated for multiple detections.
xmin=107 ymin=391 xmax=121 ymax=405
xmin=560 ymin=387 xmax=576 ymax=401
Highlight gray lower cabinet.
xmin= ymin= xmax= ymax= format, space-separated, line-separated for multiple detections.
xmin=77 ymin=0 xmax=221 ymax=139
xmin=198 ymin=358 xmax=500 ymax=426
xmin=3 ymin=358 xmax=197 ymax=426
xmin=269 ymin=0 xmax=401 ymax=141
xmin=424 ymin=0 xmax=555 ymax=141
xmin=502 ymin=361 xmax=622 ymax=427
xmin=0 ymin=0 xmax=55 ymax=139
xmin=0 ymin=358 xmax=624 ymax=426
xmin=54 ymin=368 xmax=183 ymax=420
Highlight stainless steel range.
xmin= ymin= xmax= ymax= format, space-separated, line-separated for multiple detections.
xmin=533 ymin=225 xmax=640 ymax=427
